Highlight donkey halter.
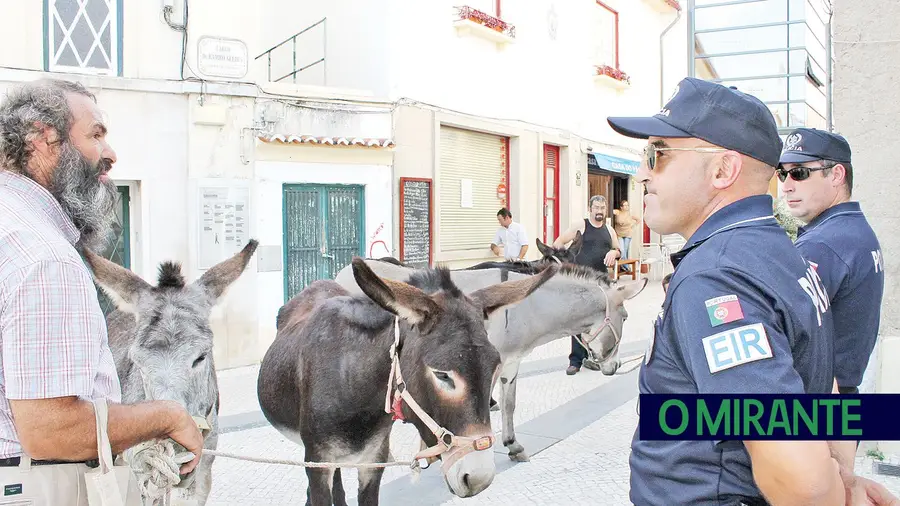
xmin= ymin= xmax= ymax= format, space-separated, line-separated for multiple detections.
xmin=575 ymin=289 xmax=621 ymax=362
xmin=385 ymin=317 xmax=494 ymax=474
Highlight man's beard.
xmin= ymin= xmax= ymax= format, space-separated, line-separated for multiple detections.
xmin=594 ymin=212 xmax=605 ymax=222
xmin=49 ymin=143 xmax=117 ymax=251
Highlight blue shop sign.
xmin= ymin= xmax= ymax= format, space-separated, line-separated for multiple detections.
xmin=588 ymin=152 xmax=640 ymax=176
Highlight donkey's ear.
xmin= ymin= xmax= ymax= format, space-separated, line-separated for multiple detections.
xmin=80 ymin=246 xmax=152 ymax=313
xmin=609 ymin=277 xmax=648 ymax=305
xmin=535 ymin=238 xmax=552 ymax=257
xmin=351 ymin=257 xmax=439 ymax=325
xmin=195 ymin=239 xmax=259 ymax=301
xmin=469 ymin=263 xmax=559 ymax=317
xmin=568 ymin=230 xmax=584 ymax=256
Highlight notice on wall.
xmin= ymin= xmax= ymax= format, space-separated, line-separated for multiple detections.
xmin=199 ymin=186 xmax=250 ymax=270
xmin=399 ymin=178 xmax=432 ymax=269
xmin=460 ymin=179 xmax=474 ymax=208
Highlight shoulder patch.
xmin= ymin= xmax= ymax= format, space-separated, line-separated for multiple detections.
xmin=701 ymin=323 xmax=773 ymax=373
xmin=704 ymin=294 xmax=744 ymax=327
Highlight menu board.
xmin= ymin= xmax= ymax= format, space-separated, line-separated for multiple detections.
xmin=399 ymin=178 xmax=432 ymax=268
xmin=198 ymin=186 xmax=250 ymax=269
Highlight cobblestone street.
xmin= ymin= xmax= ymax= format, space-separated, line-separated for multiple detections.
xmin=204 ymin=278 xmax=900 ymax=505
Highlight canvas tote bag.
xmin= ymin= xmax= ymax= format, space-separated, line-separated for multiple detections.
xmin=84 ymin=397 xmax=142 ymax=506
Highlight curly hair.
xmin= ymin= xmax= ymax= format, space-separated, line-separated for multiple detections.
xmin=0 ymin=79 xmax=96 ymax=174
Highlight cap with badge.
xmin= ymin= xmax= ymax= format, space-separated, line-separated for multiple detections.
xmin=779 ymin=127 xmax=852 ymax=165
xmin=607 ymin=77 xmax=783 ymax=168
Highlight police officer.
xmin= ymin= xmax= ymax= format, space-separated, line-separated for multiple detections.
xmin=778 ymin=128 xmax=885 ymax=398
xmin=607 ymin=77 xmax=844 ymax=505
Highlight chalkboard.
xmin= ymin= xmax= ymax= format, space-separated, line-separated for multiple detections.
xmin=399 ymin=178 xmax=433 ymax=268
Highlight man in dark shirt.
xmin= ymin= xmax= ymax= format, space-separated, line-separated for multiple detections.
xmin=553 ymin=195 xmax=620 ymax=374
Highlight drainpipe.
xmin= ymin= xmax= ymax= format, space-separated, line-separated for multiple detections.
xmin=660 ymin=7 xmax=683 ymax=107
xmin=825 ymin=16 xmax=832 ymax=130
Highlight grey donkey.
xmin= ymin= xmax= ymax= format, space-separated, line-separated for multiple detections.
xmin=82 ymin=239 xmax=259 ymax=504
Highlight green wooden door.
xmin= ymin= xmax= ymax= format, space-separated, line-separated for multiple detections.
xmin=283 ymin=184 xmax=364 ymax=302
xmin=96 ymin=185 xmax=131 ymax=315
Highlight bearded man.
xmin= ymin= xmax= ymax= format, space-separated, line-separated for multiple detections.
xmin=0 ymin=79 xmax=202 ymax=504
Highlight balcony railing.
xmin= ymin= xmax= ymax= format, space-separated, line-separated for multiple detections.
xmin=454 ymin=6 xmax=516 ymax=38
xmin=256 ymin=18 xmax=327 ymax=84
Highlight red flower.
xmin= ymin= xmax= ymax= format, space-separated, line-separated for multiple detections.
xmin=455 ymin=5 xmax=516 ymax=37
xmin=595 ymin=65 xmax=631 ymax=85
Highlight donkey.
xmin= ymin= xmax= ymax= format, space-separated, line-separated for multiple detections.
xmin=334 ymin=258 xmax=647 ymax=462
xmin=81 ymin=239 xmax=259 ymax=505
xmin=463 ymin=231 xmax=583 ymax=272
xmin=258 ymin=258 xmax=559 ymax=505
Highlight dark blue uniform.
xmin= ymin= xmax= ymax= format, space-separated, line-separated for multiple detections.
xmin=794 ymin=201 xmax=884 ymax=392
xmin=630 ymin=195 xmax=835 ymax=505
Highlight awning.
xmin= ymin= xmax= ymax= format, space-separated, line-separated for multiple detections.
xmin=587 ymin=152 xmax=641 ymax=176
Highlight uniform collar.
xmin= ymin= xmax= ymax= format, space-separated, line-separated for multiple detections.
xmin=671 ymin=195 xmax=776 ymax=269
xmin=0 ymin=170 xmax=81 ymax=245
xmin=797 ymin=201 xmax=861 ymax=238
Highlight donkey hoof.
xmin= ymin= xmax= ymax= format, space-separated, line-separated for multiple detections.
xmin=582 ymin=359 xmax=601 ymax=371
xmin=505 ymin=441 xmax=525 ymax=455
xmin=508 ymin=451 xmax=530 ymax=462
xmin=600 ymin=360 xmax=621 ymax=376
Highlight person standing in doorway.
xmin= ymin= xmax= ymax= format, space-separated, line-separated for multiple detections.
xmin=613 ymin=200 xmax=641 ymax=271
xmin=553 ymin=195 xmax=621 ymax=375
xmin=490 ymin=207 xmax=529 ymax=260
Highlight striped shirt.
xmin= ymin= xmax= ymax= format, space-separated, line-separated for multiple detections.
xmin=0 ymin=170 xmax=121 ymax=458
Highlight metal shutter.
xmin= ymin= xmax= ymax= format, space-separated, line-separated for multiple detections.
xmin=439 ymin=126 xmax=509 ymax=252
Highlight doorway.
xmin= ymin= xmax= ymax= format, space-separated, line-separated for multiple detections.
xmin=587 ymin=170 xmax=628 ymax=221
xmin=282 ymin=183 xmax=365 ymax=301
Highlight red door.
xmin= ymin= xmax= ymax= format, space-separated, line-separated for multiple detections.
xmin=543 ymin=145 xmax=560 ymax=243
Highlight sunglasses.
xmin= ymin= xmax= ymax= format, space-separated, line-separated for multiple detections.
xmin=775 ymin=163 xmax=837 ymax=182
xmin=642 ymin=144 xmax=728 ymax=170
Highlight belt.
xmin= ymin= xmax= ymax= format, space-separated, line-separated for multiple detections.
xmin=0 ymin=455 xmax=114 ymax=468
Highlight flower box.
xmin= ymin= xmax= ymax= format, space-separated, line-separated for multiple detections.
xmin=594 ymin=65 xmax=631 ymax=89
xmin=643 ymin=0 xmax=682 ymax=13
xmin=453 ymin=6 xmax=516 ymax=47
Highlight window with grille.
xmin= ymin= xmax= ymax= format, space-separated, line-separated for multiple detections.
xmin=46 ymin=0 xmax=122 ymax=75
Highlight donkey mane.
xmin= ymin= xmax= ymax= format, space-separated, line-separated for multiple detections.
xmin=471 ymin=261 xmax=612 ymax=287
xmin=405 ymin=266 xmax=463 ymax=297
xmin=556 ymin=264 xmax=614 ymax=287
xmin=156 ymin=261 xmax=186 ymax=289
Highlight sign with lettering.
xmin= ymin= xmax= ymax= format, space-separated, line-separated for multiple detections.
xmin=399 ymin=178 xmax=433 ymax=269
xmin=197 ymin=36 xmax=248 ymax=79
xmin=198 ymin=185 xmax=250 ymax=269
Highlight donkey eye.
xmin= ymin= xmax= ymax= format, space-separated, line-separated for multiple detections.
xmin=432 ymin=370 xmax=455 ymax=389
xmin=192 ymin=354 xmax=207 ymax=368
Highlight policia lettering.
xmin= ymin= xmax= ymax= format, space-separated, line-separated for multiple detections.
xmin=798 ymin=262 xmax=830 ymax=326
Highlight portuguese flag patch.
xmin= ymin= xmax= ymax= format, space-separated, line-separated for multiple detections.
xmin=705 ymin=295 xmax=744 ymax=327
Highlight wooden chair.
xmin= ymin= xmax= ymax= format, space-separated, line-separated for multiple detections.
xmin=613 ymin=258 xmax=640 ymax=281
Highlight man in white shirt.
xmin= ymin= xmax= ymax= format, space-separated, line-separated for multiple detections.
xmin=491 ymin=207 xmax=529 ymax=260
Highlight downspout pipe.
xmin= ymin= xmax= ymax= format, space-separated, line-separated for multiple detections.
xmin=660 ymin=7 xmax=683 ymax=107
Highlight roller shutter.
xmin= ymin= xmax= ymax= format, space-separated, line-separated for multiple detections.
xmin=439 ymin=126 xmax=509 ymax=252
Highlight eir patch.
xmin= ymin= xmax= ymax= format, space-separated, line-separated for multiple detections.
xmin=705 ymin=295 xmax=744 ymax=327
